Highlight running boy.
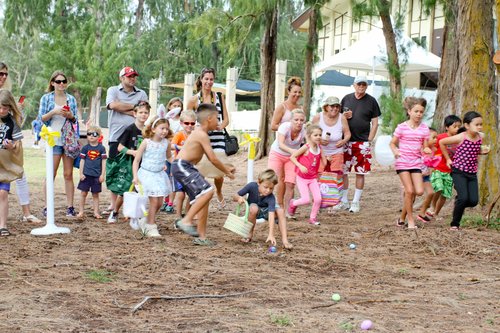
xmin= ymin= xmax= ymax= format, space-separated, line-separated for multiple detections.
xmin=77 ymin=125 xmax=107 ymax=218
xmin=171 ymin=103 xmax=235 ymax=246
xmin=233 ymin=169 xmax=292 ymax=249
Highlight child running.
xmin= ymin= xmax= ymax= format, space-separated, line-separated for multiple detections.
xmin=171 ymin=103 xmax=235 ymax=246
xmin=171 ymin=110 xmax=197 ymax=219
xmin=132 ymin=116 xmax=173 ymax=237
xmin=416 ymin=128 xmax=438 ymax=223
xmin=288 ymin=124 xmax=326 ymax=225
xmin=390 ymin=97 xmax=431 ymax=229
xmin=428 ymin=115 xmax=462 ymax=220
xmin=0 ymin=90 xmax=24 ymax=237
xmin=233 ymin=169 xmax=292 ymax=249
xmin=77 ymin=125 xmax=107 ymax=218
xmin=439 ymin=111 xmax=490 ymax=230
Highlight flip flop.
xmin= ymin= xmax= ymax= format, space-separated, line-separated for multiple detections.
xmin=0 ymin=228 xmax=11 ymax=237
xmin=396 ymin=218 xmax=406 ymax=227
xmin=174 ymin=219 xmax=199 ymax=237
xmin=193 ymin=238 xmax=215 ymax=246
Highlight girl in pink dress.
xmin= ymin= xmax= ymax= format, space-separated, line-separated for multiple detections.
xmin=390 ymin=97 xmax=432 ymax=229
xmin=288 ymin=124 xmax=326 ymax=225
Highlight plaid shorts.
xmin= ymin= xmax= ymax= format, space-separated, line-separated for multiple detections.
xmin=431 ymin=170 xmax=453 ymax=199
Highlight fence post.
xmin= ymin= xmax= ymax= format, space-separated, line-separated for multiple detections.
xmin=275 ymin=60 xmax=287 ymax=107
xmin=183 ymin=73 xmax=196 ymax=107
xmin=226 ymin=67 xmax=238 ymax=116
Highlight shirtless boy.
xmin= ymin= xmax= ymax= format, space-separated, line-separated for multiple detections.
xmin=171 ymin=103 xmax=235 ymax=245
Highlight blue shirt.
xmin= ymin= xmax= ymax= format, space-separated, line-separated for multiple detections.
xmin=237 ymin=182 xmax=276 ymax=213
xmin=80 ymin=143 xmax=107 ymax=177
xmin=38 ymin=91 xmax=79 ymax=127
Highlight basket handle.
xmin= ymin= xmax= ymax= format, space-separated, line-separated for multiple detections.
xmin=128 ymin=183 xmax=144 ymax=195
xmin=235 ymin=201 xmax=250 ymax=220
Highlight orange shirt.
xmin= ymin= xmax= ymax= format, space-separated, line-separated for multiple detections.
xmin=171 ymin=131 xmax=188 ymax=157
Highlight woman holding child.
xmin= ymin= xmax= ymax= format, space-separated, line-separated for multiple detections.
xmin=186 ymin=67 xmax=231 ymax=209
xmin=268 ymin=109 xmax=307 ymax=216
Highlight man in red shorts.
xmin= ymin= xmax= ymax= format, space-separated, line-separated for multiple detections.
xmin=336 ymin=76 xmax=381 ymax=213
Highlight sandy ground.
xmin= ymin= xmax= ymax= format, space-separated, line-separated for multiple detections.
xmin=0 ymin=131 xmax=498 ymax=332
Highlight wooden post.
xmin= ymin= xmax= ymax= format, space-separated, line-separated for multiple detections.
xmin=275 ymin=60 xmax=287 ymax=108
xmin=149 ymin=79 xmax=159 ymax=117
xmin=226 ymin=67 xmax=238 ymax=113
xmin=183 ymin=73 xmax=196 ymax=107
xmin=89 ymin=87 xmax=102 ymax=127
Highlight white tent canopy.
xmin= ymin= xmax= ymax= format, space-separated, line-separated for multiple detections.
xmin=315 ymin=29 xmax=441 ymax=76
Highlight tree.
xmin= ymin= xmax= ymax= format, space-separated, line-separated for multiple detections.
xmin=433 ymin=0 xmax=499 ymax=213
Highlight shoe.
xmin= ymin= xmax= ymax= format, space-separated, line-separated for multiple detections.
xmin=22 ymin=215 xmax=41 ymax=223
xmin=107 ymin=211 xmax=118 ymax=224
xmin=193 ymin=238 xmax=215 ymax=246
xmin=417 ymin=214 xmax=431 ymax=223
xmin=308 ymin=218 xmax=320 ymax=225
xmin=332 ymin=201 xmax=350 ymax=211
xmin=216 ymin=198 xmax=226 ymax=210
xmin=142 ymin=223 xmax=161 ymax=237
xmin=159 ymin=202 xmax=168 ymax=212
xmin=396 ymin=218 xmax=406 ymax=227
xmin=129 ymin=218 xmax=140 ymax=230
xmin=165 ymin=205 xmax=174 ymax=213
xmin=42 ymin=207 xmax=47 ymax=217
xmin=174 ymin=219 xmax=199 ymax=237
xmin=425 ymin=210 xmax=434 ymax=218
xmin=287 ymin=199 xmax=297 ymax=217
xmin=66 ymin=206 xmax=77 ymax=217
xmin=0 ymin=228 xmax=11 ymax=237
xmin=349 ymin=201 xmax=360 ymax=213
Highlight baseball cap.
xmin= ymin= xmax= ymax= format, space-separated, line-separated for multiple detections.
xmin=323 ymin=96 xmax=341 ymax=106
xmin=353 ymin=75 xmax=368 ymax=84
xmin=119 ymin=66 xmax=139 ymax=77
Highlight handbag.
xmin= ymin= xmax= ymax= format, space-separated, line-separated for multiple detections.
xmin=318 ymin=171 xmax=343 ymax=208
xmin=105 ymin=151 xmax=133 ymax=195
xmin=224 ymin=129 xmax=239 ymax=156
xmin=0 ymin=141 xmax=24 ymax=183
xmin=61 ymin=119 xmax=81 ymax=159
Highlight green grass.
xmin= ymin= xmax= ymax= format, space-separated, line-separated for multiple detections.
xmin=339 ymin=320 xmax=354 ymax=331
xmin=84 ymin=269 xmax=114 ymax=283
xmin=22 ymin=147 xmax=81 ymax=186
xmin=270 ymin=313 xmax=293 ymax=327
xmin=460 ymin=214 xmax=500 ymax=230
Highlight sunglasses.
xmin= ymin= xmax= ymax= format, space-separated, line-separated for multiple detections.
xmin=54 ymin=79 xmax=68 ymax=84
xmin=87 ymin=132 xmax=100 ymax=137
xmin=135 ymin=100 xmax=150 ymax=107
xmin=183 ymin=122 xmax=196 ymax=126
xmin=0 ymin=72 xmax=8 ymax=77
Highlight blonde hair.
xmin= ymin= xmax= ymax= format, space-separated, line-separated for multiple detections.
xmin=0 ymin=89 xmax=23 ymax=126
xmin=143 ymin=115 xmax=171 ymax=139
xmin=180 ymin=110 xmax=196 ymax=122
xmin=47 ymin=70 xmax=67 ymax=92
xmin=87 ymin=125 xmax=102 ymax=135
xmin=291 ymin=108 xmax=305 ymax=117
xmin=258 ymin=169 xmax=278 ymax=185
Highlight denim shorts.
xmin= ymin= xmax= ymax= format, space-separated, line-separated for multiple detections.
xmin=52 ymin=145 xmax=64 ymax=155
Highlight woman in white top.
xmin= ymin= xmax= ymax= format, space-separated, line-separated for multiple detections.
xmin=271 ymin=77 xmax=303 ymax=131
xmin=268 ymin=109 xmax=306 ymax=216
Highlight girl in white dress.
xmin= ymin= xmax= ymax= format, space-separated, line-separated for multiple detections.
xmin=132 ymin=116 xmax=172 ymax=237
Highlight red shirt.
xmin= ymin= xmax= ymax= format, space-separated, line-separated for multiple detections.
xmin=434 ymin=133 xmax=457 ymax=173
xmin=296 ymin=144 xmax=322 ymax=179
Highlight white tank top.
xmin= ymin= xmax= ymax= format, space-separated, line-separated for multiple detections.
xmin=319 ymin=112 xmax=343 ymax=155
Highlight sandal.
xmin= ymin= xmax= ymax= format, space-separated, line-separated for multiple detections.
xmin=407 ymin=225 xmax=418 ymax=230
xmin=0 ymin=228 xmax=11 ymax=237
xmin=450 ymin=226 xmax=460 ymax=231
xmin=174 ymin=219 xmax=199 ymax=237
xmin=216 ymin=198 xmax=226 ymax=210
xmin=21 ymin=215 xmax=41 ymax=223
xmin=396 ymin=218 xmax=406 ymax=227
xmin=193 ymin=238 xmax=215 ymax=246
xmin=417 ymin=214 xmax=431 ymax=223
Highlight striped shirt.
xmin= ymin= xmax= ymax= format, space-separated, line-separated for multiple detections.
xmin=196 ymin=92 xmax=225 ymax=152
xmin=393 ymin=122 xmax=430 ymax=170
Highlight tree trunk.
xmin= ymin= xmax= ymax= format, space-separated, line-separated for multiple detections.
xmin=303 ymin=7 xmax=318 ymax=120
xmin=378 ymin=1 xmax=401 ymax=97
xmin=434 ymin=0 xmax=498 ymax=213
xmin=256 ymin=6 xmax=278 ymax=159
xmin=135 ymin=0 xmax=144 ymax=38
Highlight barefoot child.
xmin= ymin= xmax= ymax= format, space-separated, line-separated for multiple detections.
xmin=171 ymin=103 xmax=235 ymax=245
xmin=77 ymin=126 xmax=107 ymax=218
xmin=170 ymin=110 xmax=197 ymax=219
xmin=390 ymin=97 xmax=431 ymax=229
xmin=132 ymin=116 xmax=173 ymax=237
xmin=233 ymin=169 xmax=292 ymax=249
xmin=288 ymin=124 xmax=326 ymax=225
xmin=0 ymin=90 xmax=24 ymax=236
xmin=439 ymin=111 xmax=490 ymax=230
xmin=429 ymin=115 xmax=462 ymax=220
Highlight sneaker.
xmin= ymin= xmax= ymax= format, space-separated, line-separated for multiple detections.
xmin=22 ymin=215 xmax=41 ymax=223
xmin=42 ymin=207 xmax=47 ymax=217
xmin=142 ymin=223 xmax=161 ymax=237
xmin=287 ymin=199 xmax=297 ymax=217
xmin=332 ymin=201 xmax=350 ymax=211
xmin=165 ymin=204 xmax=174 ymax=213
xmin=308 ymin=218 xmax=320 ymax=225
xmin=159 ymin=202 xmax=168 ymax=212
xmin=107 ymin=211 xmax=118 ymax=224
xmin=349 ymin=201 xmax=360 ymax=213
xmin=66 ymin=206 xmax=77 ymax=217
xmin=129 ymin=218 xmax=140 ymax=230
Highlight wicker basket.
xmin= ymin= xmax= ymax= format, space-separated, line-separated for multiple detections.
xmin=223 ymin=201 xmax=253 ymax=238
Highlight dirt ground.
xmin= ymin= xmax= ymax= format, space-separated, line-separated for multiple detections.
xmin=1 ymin=135 xmax=499 ymax=332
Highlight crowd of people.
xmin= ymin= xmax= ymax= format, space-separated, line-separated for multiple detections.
xmin=0 ymin=63 xmax=490 ymax=243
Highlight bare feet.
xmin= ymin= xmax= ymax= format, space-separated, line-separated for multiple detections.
xmin=283 ymin=241 xmax=293 ymax=250
xmin=93 ymin=214 xmax=103 ymax=219
xmin=241 ymin=237 xmax=252 ymax=243
xmin=77 ymin=212 xmax=84 ymax=218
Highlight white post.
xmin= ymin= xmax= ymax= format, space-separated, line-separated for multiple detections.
xmin=183 ymin=73 xmax=196 ymax=107
xmin=275 ymin=60 xmax=288 ymax=107
xmin=31 ymin=143 xmax=70 ymax=235
xmin=149 ymin=79 xmax=159 ymax=117
xmin=226 ymin=67 xmax=238 ymax=113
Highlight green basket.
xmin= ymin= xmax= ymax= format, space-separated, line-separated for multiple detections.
xmin=223 ymin=201 xmax=253 ymax=238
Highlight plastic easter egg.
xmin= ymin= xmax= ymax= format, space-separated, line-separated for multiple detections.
xmin=349 ymin=243 xmax=356 ymax=250
xmin=331 ymin=293 xmax=341 ymax=301
xmin=360 ymin=319 xmax=373 ymax=330
xmin=268 ymin=246 xmax=277 ymax=253
xmin=374 ymin=135 xmax=395 ymax=166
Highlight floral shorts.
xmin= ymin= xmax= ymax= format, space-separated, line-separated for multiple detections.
xmin=343 ymin=141 xmax=372 ymax=175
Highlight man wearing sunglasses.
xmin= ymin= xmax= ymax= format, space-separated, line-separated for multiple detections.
xmin=337 ymin=76 xmax=381 ymax=214
xmin=104 ymin=66 xmax=148 ymax=218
